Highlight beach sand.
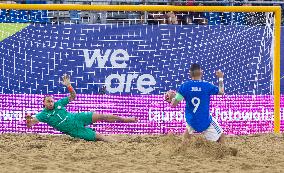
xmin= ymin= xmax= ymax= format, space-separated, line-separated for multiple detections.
xmin=1 ymin=133 xmax=284 ymax=173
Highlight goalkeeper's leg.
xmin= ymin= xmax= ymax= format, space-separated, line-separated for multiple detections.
xmin=92 ymin=112 xmax=137 ymax=123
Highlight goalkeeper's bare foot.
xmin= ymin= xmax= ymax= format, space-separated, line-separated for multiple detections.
xmin=124 ymin=117 xmax=138 ymax=123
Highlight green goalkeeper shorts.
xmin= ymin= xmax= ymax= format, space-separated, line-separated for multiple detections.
xmin=68 ymin=112 xmax=96 ymax=141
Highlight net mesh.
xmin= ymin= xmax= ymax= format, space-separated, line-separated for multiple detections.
xmin=0 ymin=6 xmax=281 ymax=135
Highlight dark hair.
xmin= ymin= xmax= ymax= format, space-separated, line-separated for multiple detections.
xmin=43 ymin=95 xmax=52 ymax=101
xmin=43 ymin=95 xmax=53 ymax=104
xmin=43 ymin=95 xmax=53 ymax=107
xmin=190 ymin=63 xmax=201 ymax=72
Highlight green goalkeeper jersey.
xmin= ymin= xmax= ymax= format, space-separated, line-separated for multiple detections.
xmin=36 ymin=97 xmax=76 ymax=133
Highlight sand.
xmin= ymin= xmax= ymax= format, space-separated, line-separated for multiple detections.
xmin=0 ymin=133 xmax=284 ymax=173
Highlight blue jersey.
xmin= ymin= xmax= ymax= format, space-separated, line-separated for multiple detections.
xmin=178 ymin=80 xmax=219 ymax=132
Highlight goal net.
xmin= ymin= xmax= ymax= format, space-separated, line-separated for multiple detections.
xmin=0 ymin=5 xmax=281 ymax=135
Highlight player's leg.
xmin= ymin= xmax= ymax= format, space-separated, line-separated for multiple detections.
xmin=68 ymin=114 xmax=121 ymax=142
xmin=68 ymin=127 xmax=96 ymax=141
xmin=91 ymin=112 xmax=137 ymax=123
xmin=217 ymin=133 xmax=225 ymax=144
xmin=203 ymin=117 xmax=224 ymax=143
xmin=68 ymin=127 xmax=118 ymax=142
xmin=182 ymin=124 xmax=194 ymax=144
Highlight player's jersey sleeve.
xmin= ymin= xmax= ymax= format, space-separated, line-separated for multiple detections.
xmin=36 ymin=111 xmax=48 ymax=123
xmin=175 ymin=92 xmax=184 ymax=102
xmin=208 ymin=82 xmax=219 ymax=95
xmin=56 ymin=97 xmax=69 ymax=107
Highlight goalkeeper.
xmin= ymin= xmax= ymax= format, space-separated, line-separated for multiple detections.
xmin=26 ymin=74 xmax=137 ymax=142
xmin=165 ymin=63 xmax=225 ymax=143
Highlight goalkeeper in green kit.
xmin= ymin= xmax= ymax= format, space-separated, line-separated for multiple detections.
xmin=26 ymin=74 xmax=137 ymax=142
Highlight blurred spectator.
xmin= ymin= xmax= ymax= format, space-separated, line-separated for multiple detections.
xmin=143 ymin=11 xmax=167 ymax=25
xmin=99 ymin=86 xmax=108 ymax=95
xmin=26 ymin=0 xmax=46 ymax=3
xmin=281 ymin=3 xmax=284 ymax=24
xmin=182 ymin=1 xmax=208 ymax=25
xmin=243 ymin=1 xmax=266 ymax=26
xmin=155 ymin=12 xmax=167 ymax=24
xmin=0 ymin=0 xmax=16 ymax=23
xmin=142 ymin=12 xmax=157 ymax=24
xmin=128 ymin=11 xmax=142 ymax=24
xmin=186 ymin=0 xmax=193 ymax=6
xmin=182 ymin=12 xmax=208 ymax=25
xmin=166 ymin=11 xmax=178 ymax=24
xmin=91 ymin=1 xmax=108 ymax=24
xmin=0 ymin=1 xmax=16 ymax=3
xmin=26 ymin=0 xmax=49 ymax=23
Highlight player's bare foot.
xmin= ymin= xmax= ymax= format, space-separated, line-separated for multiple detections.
xmin=124 ymin=117 xmax=138 ymax=123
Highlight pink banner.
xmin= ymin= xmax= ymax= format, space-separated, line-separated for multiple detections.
xmin=0 ymin=94 xmax=283 ymax=135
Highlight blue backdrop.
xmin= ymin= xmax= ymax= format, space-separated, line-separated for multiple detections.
xmin=0 ymin=24 xmax=282 ymax=95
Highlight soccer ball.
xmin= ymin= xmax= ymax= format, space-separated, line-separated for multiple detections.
xmin=164 ymin=90 xmax=176 ymax=103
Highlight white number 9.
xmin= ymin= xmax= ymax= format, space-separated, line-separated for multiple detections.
xmin=191 ymin=97 xmax=200 ymax=113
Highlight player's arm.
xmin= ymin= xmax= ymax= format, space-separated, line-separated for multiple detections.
xmin=171 ymin=92 xmax=184 ymax=107
xmin=25 ymin=114 xmax=39 ymax=128
xmin=164 ymin=90 xmax=184 ymax=107
xmin=61 ymin=73 xmax=76 ymax=102
xmin=216 ymin=70 xmax=224 ymax=95
xmin=218 ymin=79 xmax=224 ymax=95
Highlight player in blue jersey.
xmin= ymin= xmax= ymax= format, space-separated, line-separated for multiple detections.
xmin=165 ymin=63 xmax=225 ymax=143
xmin=26 ymin=74 xmax=137 ymax=142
